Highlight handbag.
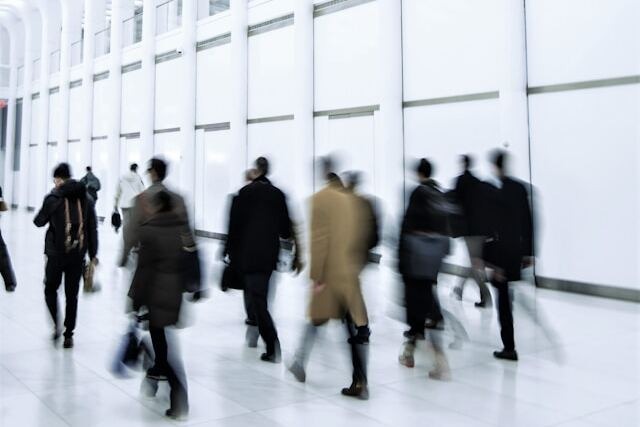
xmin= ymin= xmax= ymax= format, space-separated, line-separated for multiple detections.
xmin=402 ymin=233 xmax=451 ymax=281
xmin=181 ymin=245 xmax=202 ymax=293
xmin=111 ymin=210 xmax=122 ymax=232
xmin=220 ymin=262 xmax=243 ymax=291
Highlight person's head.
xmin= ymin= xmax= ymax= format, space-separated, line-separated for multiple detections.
xmin=461 ymin=154 xmax=472 ymax=171
xmin=245 ymin=168 xmax=258 ymax=183
xmin=490 ymin=149 xmax=508 ymax=177
xmin=86 ymin=166 xmax=92 ymax=173
xmin=53 ymin=163 xmax=72 ymax=188
xmin=345 ymin=171 xmax=361 ymax=191
xmin=319 ymin=156 xmax=335 ymax=181
xmin=130 ymin=163 xmax=138 ymax=173
xmin=254 ymin=157 xmax=269 ymax=177
xmin=416 ymin=158 xmax=433 ymax=181
xmin=147 ymin=158 xmax=168 ymax=183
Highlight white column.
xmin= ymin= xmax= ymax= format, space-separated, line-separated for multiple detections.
xmin=499 ymin=0 xmax=529 ymax=181
xmin=293 ymin=0 xmax=314 ymax=201
xmin=80 ymin=0 xmax=105 ymax=171
xmin=107 ymin=0 xmax=126 ymax=211
xmin=58 ymin=0 xmax=83 ymax=163
xmin=140 ymin=0 xmax=157 ymax=164
xmin=180 ymin=0 xmax=197 ymax=213
xmin=17 ymin=8 xmax=35 ymax=210
xmin=377 ymin=0 xmax=405 ymax=228
xmin=1 ymin=20 xmax=18 ymax=206
xmin=197 ymin=0 xmax=209 ymax=20
xmin=168 ymin=0 xmax=179 ymax=31
xmin=230 ymin=0 xmax=248 ymax=188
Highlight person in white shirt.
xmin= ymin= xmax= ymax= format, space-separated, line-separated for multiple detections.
xmin=115 ymin=163 xmax=145 ymax=266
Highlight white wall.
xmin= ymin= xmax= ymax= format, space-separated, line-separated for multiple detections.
xmin=48 ymin=92 xmax=60 ymax=142
xmin=68 ymin=86 xmax=83 ymax=140
xmin=196 ymin=43 xmax=232 ymax=125
xmin=120 ymin=69 xmax=144 ymax=133
xmin=155 ymin=58 xmax=183 ymax=129
xmin=91 ymin=139 xmax=110 ymax=217
xmin=92 ymin=78 xmax=110 ymax=137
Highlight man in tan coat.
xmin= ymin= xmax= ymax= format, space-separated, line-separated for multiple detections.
xmin=288 ymin=159 xmax=371 ymax=400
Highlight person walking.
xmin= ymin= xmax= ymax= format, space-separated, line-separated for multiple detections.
xmin=451 ymin=154 xmax=493 ymax=307
xmin=483 ymin=150 xmax=534 ymax=362
xmin=397 ymin=158 xmax=451 ymax=380
xmin=0 ymin=186 xmax=17 ymax=292
xmin=34 ymin=163 xmax=99 ymax=349
xmin=226 ymin=157 xmax=297 ymax=362
xmin=288 ymin=158 xmax=372 ymax=400
xmin=127 ymin=157 xmax=202 ymax=420
xmin=115 ymin=163 xmax=145 ymax=266
xmin=80 ymin=166 xmax=101 ymax=202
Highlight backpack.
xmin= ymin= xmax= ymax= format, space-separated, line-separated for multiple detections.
xmin=63 ymin=198 xmax=85 ymax=253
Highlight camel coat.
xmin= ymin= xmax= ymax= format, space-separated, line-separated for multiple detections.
xmin=308 ymin=180 xmax=369 ymax=326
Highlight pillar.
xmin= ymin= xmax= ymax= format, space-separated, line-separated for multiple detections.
xmin=140 ymin=0 xmax=157 ymax=164
xmin=1 ymin=19 xmax=18 ymax=206
xmin=230 ymin=0 xmax=248 ymax=188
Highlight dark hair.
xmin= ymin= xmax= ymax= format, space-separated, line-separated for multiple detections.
xmin=86 ymin=166 xmax=92 ymax=172
xmin=491 ymin=149 xmax=507 ymax=171
xmin=461 ymin=154 xmax=473 ymax=170
xmin=154 ymin=190 xmax=173 ymax=213
xmin=130 ymin=163 xmax=138 ymax=172
xmin=416 ymin=158 xmax=433 ymax=178
xmin=53 ymin=163 xmax=71 ymax=179
xmin=255 ymin=157 xmax=270 ymax=176
xmin=148 ymin=158 xmax=168 ymax=181
xmin=345 ymin=171 xmax=361 ymax=189
xmin=319 ymin=156 xmax=335 ymax=179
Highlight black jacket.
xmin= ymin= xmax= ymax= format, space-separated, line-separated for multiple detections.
xmin=226 ymin=175 xmax=292 ymax=273
xmin=483 ymin=177 xmax=533 ymax=281
xmin=401 ymin=180 xmax=449 ymax=236
xmin=454 ymin=170 xmax=492 ymax=236
xmin=34 ymin=180 xmax=98 ymax=259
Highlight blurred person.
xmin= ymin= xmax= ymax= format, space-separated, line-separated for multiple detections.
xmin=226 ymin=157 xmax=297 ymax=362
xmin=288 ymin=157 xmax=372 ymax=400
xmin=34 ymin=163 xmax=99 ymax=349
xmin=80 ymin=166 xmax=101 ymax=202
xmin=397 ymin=158 xmax=451 ymax=380
xmin=344 ymin=171 xmax=380 ymax=259
xmin=115 ymin=163 xmax=146 ymax=266
xmin=483 ymin=150 xmax=533 ymax=362
xmin=127 ymin=158 xmax=201 ymax=420
xmin=451 ymin=154 xmax=493 ymax=307
xmin=0 ymin=186 xmax=17 ymax=292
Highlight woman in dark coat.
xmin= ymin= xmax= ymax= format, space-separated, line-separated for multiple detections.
xmin=128 ymin=186 xmax=197 ymax=421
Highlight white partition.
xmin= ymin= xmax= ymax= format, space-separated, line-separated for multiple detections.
xmin=529 ymin=86 xmax=639 ymax=289
xmin=155 ymin=58 xmax=183 ymax=129
xmin=153 ymin=131 xmax=182 ymax=190
xmin=48 ymin=92 xmax=60 ymax=142
xmin=526 ymin=0 xmax=640 ymax=86
xmin=313 ymin=114 xmax=376 ymax=195
xmin=30 ymin=97 xmax=40 ymax=142
xmin=314 ymin=1 xmax=379 ymax=111
xmin=46 ymin=144 xmax=61 ymax=180
xmin=196 ymin=43 xmax=232 ymax=125
xmin=247 ymin=120 xmax=307 ymax=219
xmin=402 ymin=0 xmax=501 ymax=100
xmin=92 ymin=78 xmax=110 ymax=137
xmin=248 ymin=25 xmax=294 ymax=118
xmin=90 ymin=139 xmax=110 ymax=218
xmin=68 ymin=86 xmax=83 ymax=140
xmin=28 ymin=145 xmax=38 ymax=208
xmin=67 ymin=141 xmax=83 ymax=180
xmin=196 ymin=128 xmax=233 ymax=234
xmin=121 ymin=69 xmax=144 ymax=134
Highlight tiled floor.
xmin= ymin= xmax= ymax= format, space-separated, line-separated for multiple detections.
xmin=0 ymin=210 xmax=638 ymax=426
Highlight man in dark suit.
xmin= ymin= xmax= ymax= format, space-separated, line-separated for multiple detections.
xmin=226 ymin=157 xmax=296 ymax=362
xmin=483 ymin=150 xmax=533 ymax=361
xmin=452 ymin=154 xmax=493 ymax=307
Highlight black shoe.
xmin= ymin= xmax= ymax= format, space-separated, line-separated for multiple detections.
xmin=165 ymin=408 xmax=188 ymax=421
xmin=474 ymin=300 xmax=487 ymax=308
xmin=493 ymin=349 xmax=518 ymax=361
xmin=63 ymin=337 xmax=74 ymax=349
xmin=260 ymin=352 xmax=281 ymax=363
xmin=341 ymin=381 xmax=369 ymax=400
xmin=403 ymin=330 xmax=425 ymax=340
xmin=146 ymin=366 xmax=169 ymax=381
xmin=425 ymin=318 xmax=444 ymax=330
xmin=52 ymin=330 xmax=61 ymax=344
xmin=5 ymin=284 xmax=16 ymax=292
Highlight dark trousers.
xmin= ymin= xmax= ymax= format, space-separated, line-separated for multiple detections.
xmin=243 ymin=290 xmax=257 ymax=325
xmin=492 ymin=278 xmax=515 ymax=351
xmin=0 ymin=230 xmax=16 ymax=289
xmin=403 ymin=276 xmax=440 ymax=334
xmin=149 ymin=327 xmax=188 ymax=413
xmin=244 ymin=272 xmax=277 ymax=353
xmin=345 ymin=314 xmax=369 ymax=384
xmin=44 ymin=253 xmax=83 ymax=337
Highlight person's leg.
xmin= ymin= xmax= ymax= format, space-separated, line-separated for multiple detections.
xmin=245 ymin=273 xmax=279 ymax=359
xmin=162 ymin=329 xmax=189 ymax=418
xmin=149 ymin=326 xmax=169 ymax=377
xmin=0 ymin=230 xmax=17 ymax=291
xmin=425 ymin=283 xmax=451 ymax=380
xmin=404 ymin=276 xmax=427 ymax=337
xmin=62 ymin=254 xmax=83 ymax=342
xmin=44 ymin=256 xmax=64 ymax=338
xmin=288 ymin=322 xmax=320 ymax=382
xmin=243 ymin=289 xmax=257 ymax=325
xmin=467 ymin=236 xmax=491 ymax=306
xmin=342 ymin=314 xmax=370 ymax=399
xmin=492 ymin=277 xmax=516 ymax=359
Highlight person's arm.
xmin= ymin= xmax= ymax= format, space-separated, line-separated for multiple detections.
xmin=95 ymin=177 xmax=101 ymax=192
xmin=33 ymin=195 xmax=56 ymax=227
xmin=279 ymin=193 xmax=293 ymax=241
xmin=224 ymin=195 xmax=239 ymax=259
xmin=521 ymin=185 xmax=534 ymax=258
xmin=121 ymin=194 xmax=142 ymax=266
xmin=309 ymin=196 xmax=329 ymax=285
xmin=86 ymin=198 xmax=99 ymax=259
xmin=114 ymin=179 xmax=122 ymax=209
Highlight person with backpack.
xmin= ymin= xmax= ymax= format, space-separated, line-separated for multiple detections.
xmin=0 ymin=186 xmax=17 ymax=292
xmin=397 ymin=158 xmax=451 ymax=380
xmin=34 ymin=163 xmax=98 ymax=349
xmin=80 ymin=166 xmax=101 ymax=202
